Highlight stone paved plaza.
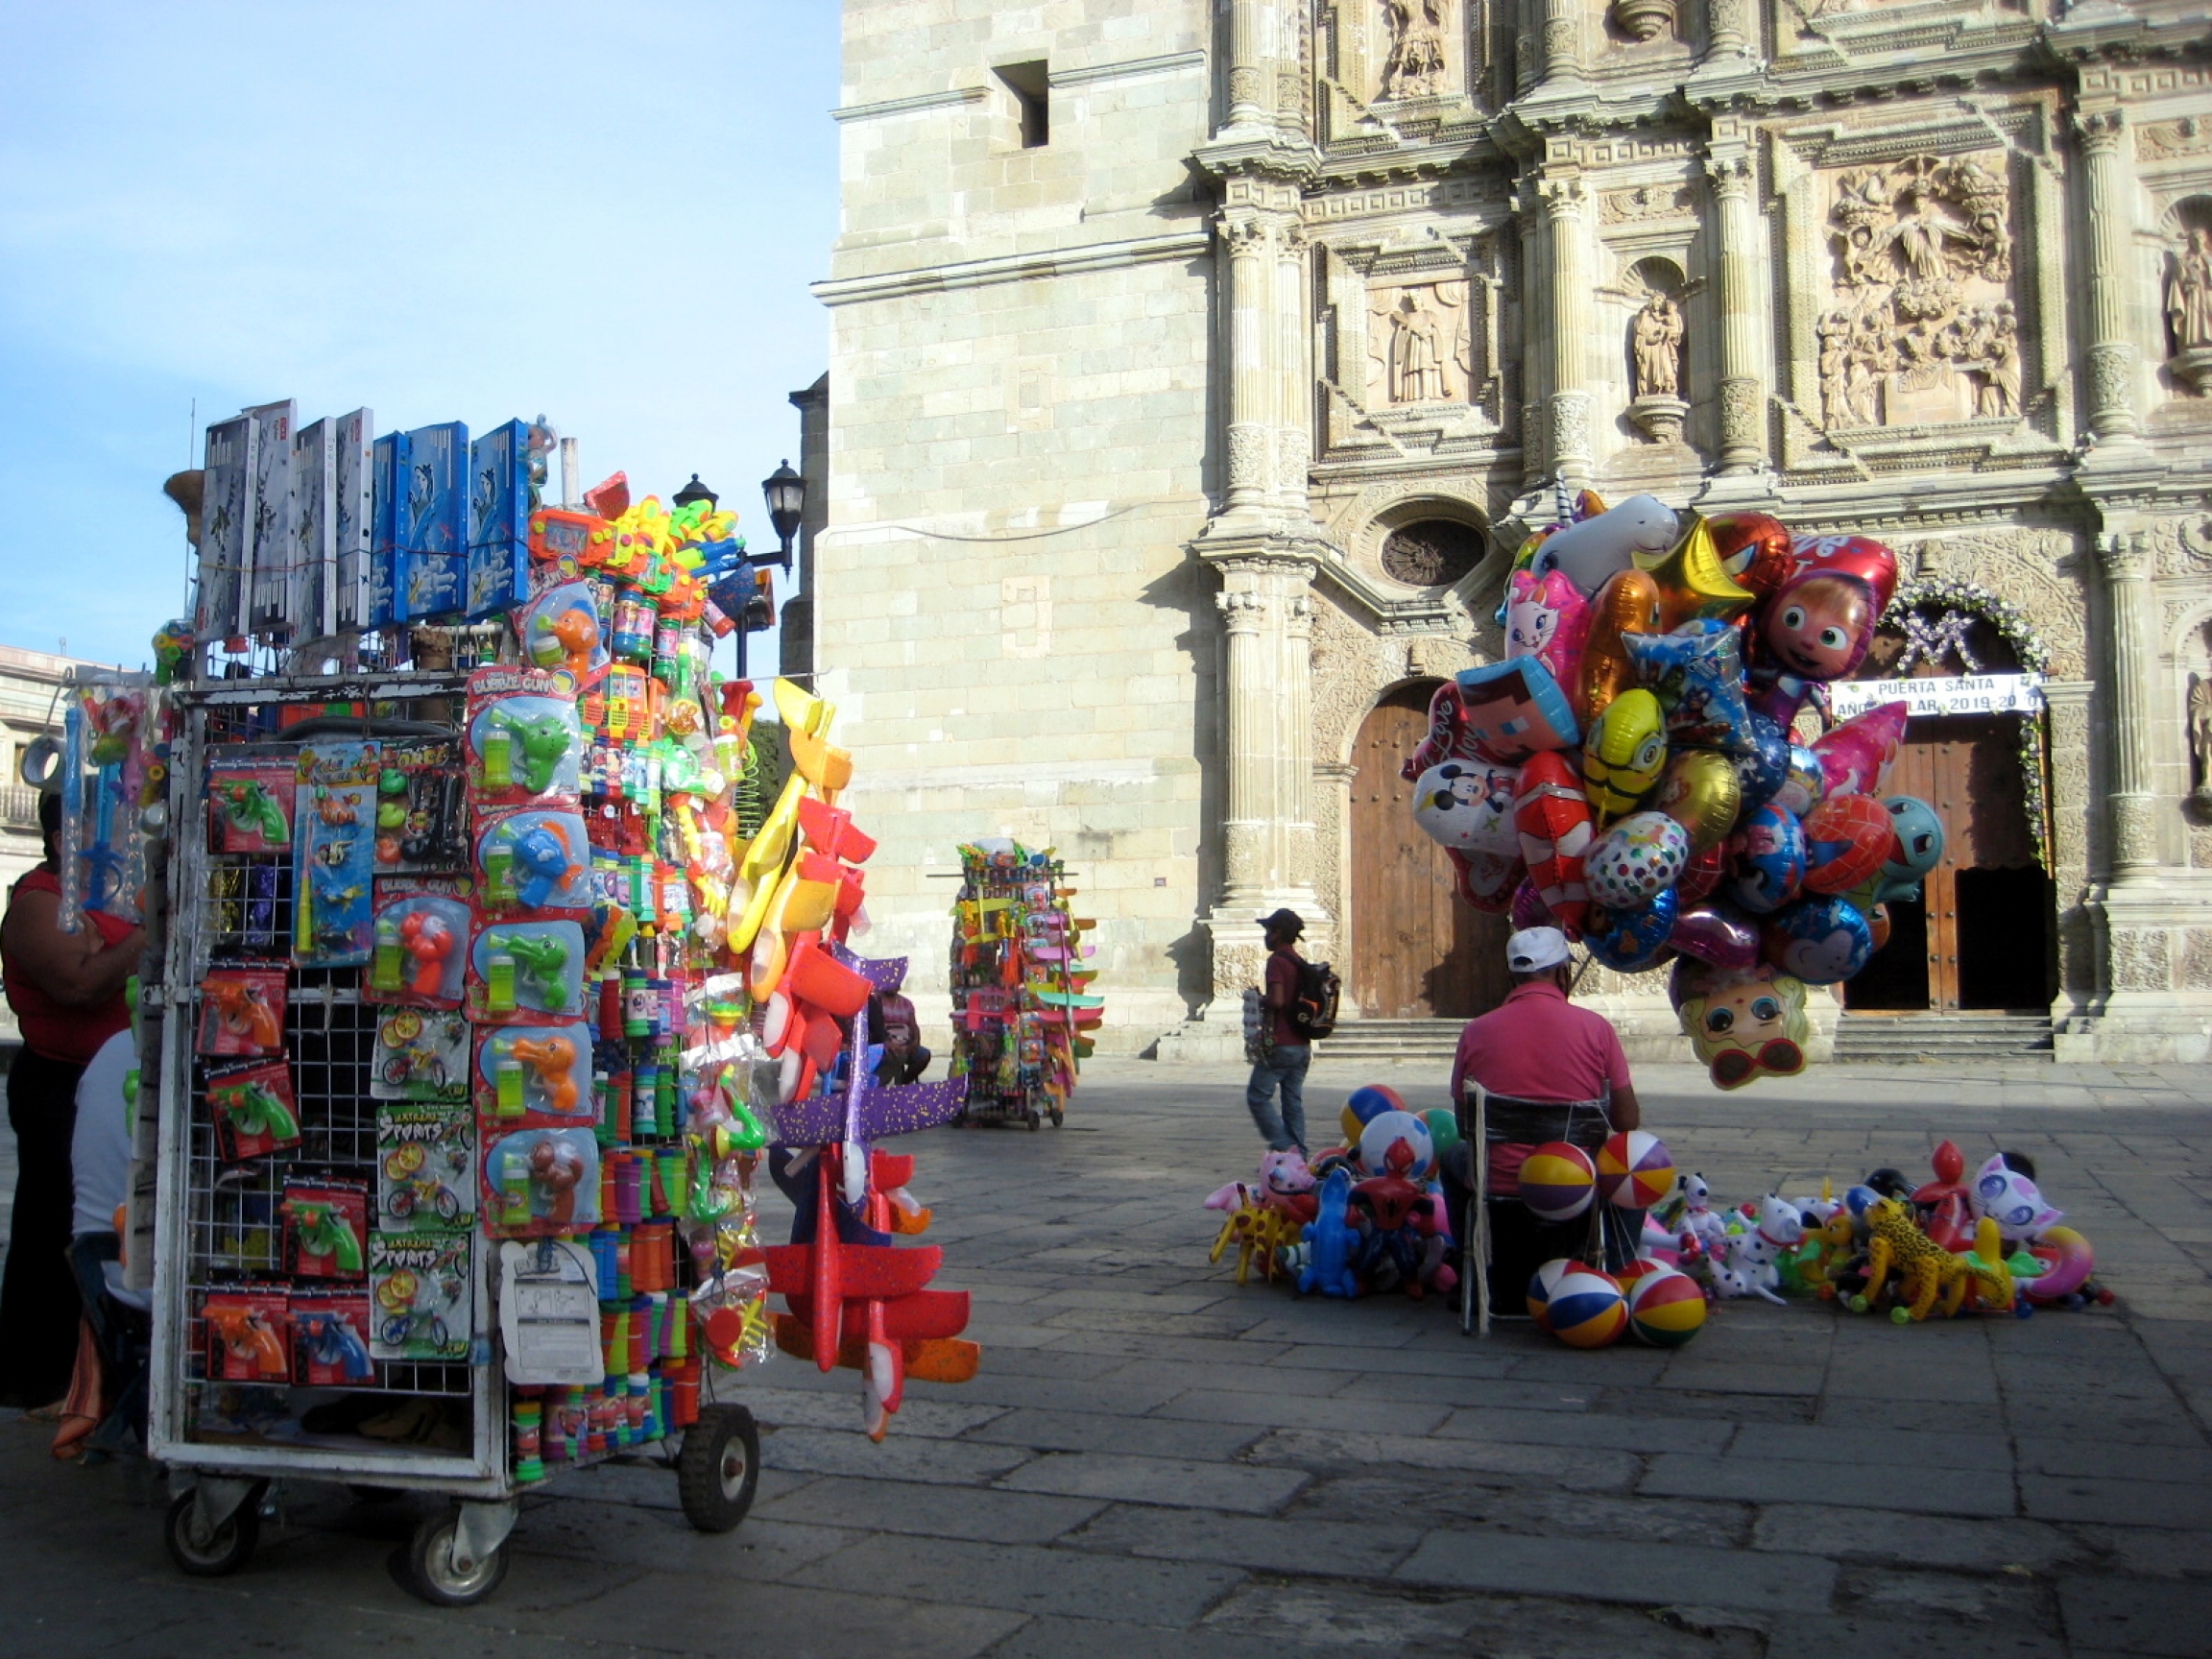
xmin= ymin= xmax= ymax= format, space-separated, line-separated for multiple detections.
xmin=2 ymin=1054 xmax=2209 ymax=1656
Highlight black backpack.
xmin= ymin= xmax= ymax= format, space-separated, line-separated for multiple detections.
xmin=1290 ymin=960 xmax=1340 ymax=1040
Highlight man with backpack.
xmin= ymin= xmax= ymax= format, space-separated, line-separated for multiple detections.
xmin=1244 ymin=908 xmax=1334 ymax=1154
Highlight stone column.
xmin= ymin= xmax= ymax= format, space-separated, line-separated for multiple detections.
xmin=2098 ymin=529 xmax=2159 ymax=873
xmin=1704 ymin=0 xmax=1750 ymax=60
xmin=1221 ymin=209 xmax=1276 ymax=518
xmin=1708 ymin=148 xmax=1766 ymax=473
xmin=1517 ymin=174 xmax=1548 ymax=492
xmin=1216 ymin=558 xmax=1318 ymax=900
xmin=1226 ymin=0 xmax=1273 ymax=127
xmin=1541 ymin=172 xmax=1592 ymax=483
xmin=1273 ymin=217 xmax=1312 ymax=512
xmin=2077 ymin=108 xmax=2141 ymax=444
xmin=1540 ymin=0 xmax=1586 ymax=83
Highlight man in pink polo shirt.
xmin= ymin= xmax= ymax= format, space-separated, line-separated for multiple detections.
xmin=1447 ymin=926 xmax=1642 ymax=1310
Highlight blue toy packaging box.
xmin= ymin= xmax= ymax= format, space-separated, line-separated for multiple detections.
xmin=465 ymin=419 xmax=535 ymax=621
xmin=397 ymin=421 xmax=469 ymax=621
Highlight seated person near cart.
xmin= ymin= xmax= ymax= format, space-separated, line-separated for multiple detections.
xmin=1445 ymin=926 xmax=1643 ymax=1310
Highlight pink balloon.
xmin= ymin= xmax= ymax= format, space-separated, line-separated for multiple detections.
xmin=1669 ymin=902 xmax=1761 ymax=974
xmin=1813 ymin=702 xmax=1907 ymax=799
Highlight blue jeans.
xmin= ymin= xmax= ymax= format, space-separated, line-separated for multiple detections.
xmin=1245 ymin=1045 xmax=1310 ymax=1152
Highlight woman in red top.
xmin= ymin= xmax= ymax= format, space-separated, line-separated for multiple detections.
xmin=0 ymin=792 xmax=142 ymax=1408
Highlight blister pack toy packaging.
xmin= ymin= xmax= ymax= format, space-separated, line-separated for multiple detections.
xmin=148 ymin=432 xmax=982 ymax=1606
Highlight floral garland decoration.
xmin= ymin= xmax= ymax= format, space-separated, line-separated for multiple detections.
xmin=1882 ymin=576 xmax=2054 ymax=864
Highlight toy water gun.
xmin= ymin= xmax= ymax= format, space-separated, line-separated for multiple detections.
xmin=488 ymin=709 xmax=573 ymax=795
xmin=505 ymin=933 xmax=573 ymax=1010
xmin=506 ymin=1035 xmax=580 ymax=1115
xmin=296 ymin=1310 xmax=373 ymax=1380
xmin=209 ymin=1079 xmax=298 ymax=1142
xmin=213 ymin=780 xmax=290 ymax=846
xmin=508 ymin=820 xmax=580 ymax=909
xmin=284 ymin=1199 xmax=366 ymax=1274
xmin=399 ymin=910 xmax=457 ymax=997
xmin=205 ymin=1305 xmax=288 ymax=1377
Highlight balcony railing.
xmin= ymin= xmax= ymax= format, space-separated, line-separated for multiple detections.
xmin=0 ymin=785 xmax=41 ymax=830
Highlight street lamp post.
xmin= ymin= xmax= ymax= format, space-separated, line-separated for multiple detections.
xmin=683 ymin=464 xmax=805 ymax=683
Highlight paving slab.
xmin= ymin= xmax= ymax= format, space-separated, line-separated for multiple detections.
xmin=753 ymin=1475 xmax=1105 ymax=1544
xmin=1058 ymin=1503 xmax=1425 ymax=1576
xmin=783 ymin=1532 xmax=1246 ymax=1628
xmin=2019 ymin=1473 xmax=2212 ymax=1529
xmin=964 ymin=1406 xmax=1265 ymax=1459
xmin=2057 ymin=1575 xmax=2212 ymax=1657
xmin=1643 ymin=1450 xmax=2017 ymax=1517
xmin=996 ymin=1451 xmax=1309 ymax=1514
xmin=1395 ymin=1527 xmax=1839 ymax=1614
xmin=1752 ymin=1503 xmax=2085 ymax=1572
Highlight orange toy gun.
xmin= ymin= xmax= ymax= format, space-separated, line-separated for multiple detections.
xmin=204 ymin=978 xmax=281 ymax=1049
xmin=205 ymin=1305 xmax=288 ymax=1377
xmin=506 ymin=1035 xmax=580 ymax=1116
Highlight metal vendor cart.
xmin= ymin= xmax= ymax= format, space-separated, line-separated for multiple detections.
xmin=146 ymin=669 xmax=761 ymax=1607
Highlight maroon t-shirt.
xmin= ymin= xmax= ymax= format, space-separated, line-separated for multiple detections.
xmin=1265 ymin=949 xmax=1307 ymax=1048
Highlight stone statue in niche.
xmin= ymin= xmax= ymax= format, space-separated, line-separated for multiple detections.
xmin=1609 ymin=0 xmax=1677 ymax=41
xmin=1631 ymin=293 xmax=1683 ymax=397
xmin=2166 ymin=225 xmax=2212 ymax=395
xmin=1814 ymin=154 xmax=2018 ymax=430
xmin=1379 ymin=0 xmax=1449 ymax=99
xmin=1369 ymin=281 xmax=1469 ymax=405
xmin=2190 ymin=670 xmax=2212 ymax=804
xmin=1625 ymin=287 xmax=1687 ymax=444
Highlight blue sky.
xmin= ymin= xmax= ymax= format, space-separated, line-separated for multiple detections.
xmin=0 ymin=1 xmax=839 ymax=670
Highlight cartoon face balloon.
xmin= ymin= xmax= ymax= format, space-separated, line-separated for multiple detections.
xmin=1759 ymin=535 xmax=1898 ymax=682
xmin=1582 ymin=689 xmax=1668 ymax=821
xmin=1706 ymin=512 xmax=1795 ymax=599
xmin=1623 ymin=620 xmax=1753 ymax=755
xmin=1970 ymin=1153 xmax=2062 ymax=1242
xmin=1877 ymin=796 xmax=1944 ymax=902
xmin=1584 ymin=885 xmax=1679 ymax=974
xmin=1455 ymin=659 xmax=1581 ymax=764
xmin=1504 ymin=568 xmax=1593 ymax=696
xmin=1410 ymin=760 xmax=1523 ymax=856
xmin=1728 ymin=803 xmax=1807 ymax=915
xmin=1585 ymin=811 xmax=1691 ymax=910
xmin=1800 ymin=792 xmax=1895 ymax=896
xmin=1399 ymin=681 xmax=1479 ymax=781
xmin=1773 ymin=744 xmax=1827 ymax=819
xmin=1762 ymin=894 xmax=1874 ymax=984
xmin=1671 ymin=959 xmax=1811 ymax=1091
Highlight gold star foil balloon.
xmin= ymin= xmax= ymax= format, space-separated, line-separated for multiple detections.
xmin=1634 ymin=516 xmax=1757 ymax=633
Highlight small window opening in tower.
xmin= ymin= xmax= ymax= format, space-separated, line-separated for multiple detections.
xmin=998 ymin=60 xmax=1048 ymax=148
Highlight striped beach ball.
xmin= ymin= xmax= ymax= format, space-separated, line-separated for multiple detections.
xmin=1597 ymin=1131 xmax=1677 ymax=1212
xmin=1342 ymin=1084 xmax=1407 ymax=1145
xmin=1548 ymin=1268 xmax=1628 ymax=1349
xmin=1519 ymin=1142 xmax=1598 ymax=1222
xmin=1626 ymin=1267 xmax=1708 ymax=1348
xmin=1527 ymin=1257 xmax=1577 ymax=1332
xmin=1613 ymin=1255 xmax=1669 ymax=1292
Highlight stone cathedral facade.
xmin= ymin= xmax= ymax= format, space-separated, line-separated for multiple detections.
xmin=806 ymin=0 xmax=2212 ymax=1063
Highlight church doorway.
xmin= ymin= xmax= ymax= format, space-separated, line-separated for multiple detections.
xmin=1347 ymin=684 xmax=1511 ymax=1020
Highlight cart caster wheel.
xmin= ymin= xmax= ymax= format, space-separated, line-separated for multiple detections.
xmin=398 ymin=1509 xmax=509 ymax=1607
xmin=164 ymin=1486 xmax=260 ymax=1576
xmin=677 ymin=1404 xmax=759 ymax=1534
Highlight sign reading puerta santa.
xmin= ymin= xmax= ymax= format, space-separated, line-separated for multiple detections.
xmin=1830 ymin=674 xmax=2044 ymax=721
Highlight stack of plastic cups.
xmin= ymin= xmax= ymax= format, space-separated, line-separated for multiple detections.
xmin=513 ymin=1396 xmax=545 ymax=1482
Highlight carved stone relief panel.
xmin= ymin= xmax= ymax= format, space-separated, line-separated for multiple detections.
xmin=1374 ymin=0 xmax=1455 ymax=101
xmin=1369 ymin=279 xmax=1474 ymax=405
xmin=1813 ymin=152 xmax=2019 ymax=431
xmin=1893 ymin=527 xmax=2085 ymax=679
xmin=1321 ymin=234 xmax=1508 ymax=458
xmin=2140 ymin=117 xmax=2212 ymax=166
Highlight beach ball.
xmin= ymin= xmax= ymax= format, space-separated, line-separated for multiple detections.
xmin=1613 ymin=1256 xmax=1669 ymax=1292
xmin=1584 ymin=811 xmax=1691 ymax=910
xmin=1626 ymin=1267 xmax=1708 ymax=1348
xmin=1519 ymin=1142 xmax=1598 ymax=1222
xmin=1597 ymin=1131 xmax=1677 ymax=1211
xmin=1340 ymin=1084 xmax=1406 ymax=1145
xmin=1358 ymin=1110 xmax=1436 ymax=1182
xmin=1527 ymin=1257 xmax=1577 ymax=1332
xmin=1549 ymin=1268 xmax=1628 ymax=1349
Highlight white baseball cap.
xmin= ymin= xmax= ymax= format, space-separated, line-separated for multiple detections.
xmin=1506 ymin=926 xmax=1571 ymax=973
